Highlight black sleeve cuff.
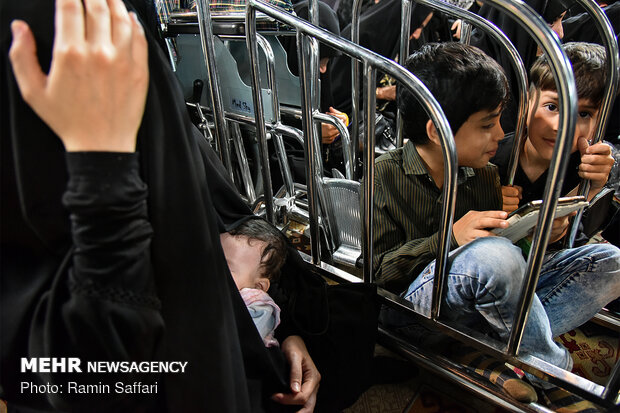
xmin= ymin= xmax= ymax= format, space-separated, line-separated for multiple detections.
xmin=65 ymin=152 xmax=139 ymax=177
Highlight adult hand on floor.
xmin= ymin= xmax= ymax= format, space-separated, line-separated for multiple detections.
xmin=272 ymin=335 xmax=321 ymax=412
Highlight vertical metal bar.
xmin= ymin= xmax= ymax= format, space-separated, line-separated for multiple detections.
xmin=339 ymin=120 xmax=354 ymax=181
xmin=413 ymin=0 xmax=528 ymax=188
xmin=566 ymin=0 xmax=620 ymax=247
xmin=351 ymin=0 xmax=364 ymax=179
xmin=272 ymin=127 xmax=297 ymax=198
xmin=255 ymin=34 xmax=296 ymax=199
xmin=429 ymin=109 xmax=458 ymax=321
xmin=601 ymin=358 xmax=620 ymax=403
xmin=308 ymin=0 xmax=318 ymax=25
xmin=396 ymin=0 xmax=412 ymax=148
xmin=363 ymin=63 xmax=377 ymax=283
xmin=252 ymin=35 xmax=296 ymax=198
xmin=297 ymin=31 xmax=321 ymax=264
xmin=231 ymin=122 xmax=257 ymax=204
xmin=475 ymin=0 xmax=578 ymax=357
xmin=271 ymin=132 xmax=295 ymax=197
xmin=195 ymin=0 xmax=234 ymax=181
xmin=459 ymin=21 xmax=472 ymax=44
xmin=256 ymin=34 xmax=280 ymax=124
xmin=245 ymin=6 xmax=275 ymax=223
xmin=308 ymin=38 xmax=324 ymax=180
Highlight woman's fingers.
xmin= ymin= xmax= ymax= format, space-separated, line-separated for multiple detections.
xmin=54 ymin=0 xmax=85 ymax=48
xmin=109 ymin=0 xmax=132 ymax=47
xmin=9 ymin=21 xmax=46 ymax=105
xmin=85 ymin=0 xmax=112 ymax=48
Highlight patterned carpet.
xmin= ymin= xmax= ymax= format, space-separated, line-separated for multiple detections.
xmin=556 ymin=322 xmax=619 ymax=386
xmin=344 ymin=323 xmax=618 ymax=413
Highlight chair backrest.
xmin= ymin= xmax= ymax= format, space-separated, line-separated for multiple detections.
xmin=174 ymin=34 xmax=277 ymax=121
xmin=322 ymin=178 xmax=362 ymax=268
xmin=227 ymin=36 xmax=303 ymax=108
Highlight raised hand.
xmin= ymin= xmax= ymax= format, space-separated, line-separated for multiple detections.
xmin=9 ymin=0 xmax=149 ymax=153
xmin=501 ymin=185 xmax=523 ymax=213
xmin=577 ymin=137 xmax=614 ymax=193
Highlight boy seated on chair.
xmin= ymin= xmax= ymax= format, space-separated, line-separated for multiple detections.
xmin=220 ymin=218 xmax=288 ymax=347
xmin=373 ymin=42 xmax=620 ymax=407
xmin=491 ymin=41 xmax=619 ymax=244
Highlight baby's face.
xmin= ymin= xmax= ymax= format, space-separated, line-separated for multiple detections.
xmin=220 ymin=233 xmax=270 ymax=292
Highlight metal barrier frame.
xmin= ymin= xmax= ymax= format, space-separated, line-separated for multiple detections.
xmin=195 ymin=0 xmax=235 ymax=180
xmin=406 ymin=0 xmax=529 ymax=187
xmin=349 ymin=0 xmax=528 ymax=187
xmin=563 ymin=0 xmax=620 ymax=247
xmin=246 ymin=0 xmax=458 ymax=283
xmin=245 ymin=0 xmax=620 ymax=409
xmin=166 ymin=0 xmax=618 ymax=407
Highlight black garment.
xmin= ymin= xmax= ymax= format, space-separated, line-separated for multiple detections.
xmin=562 ymin=2 xmax=620 ymax=141
xmin=1 ymin=1 xmax=290 ymax=411
xmin=491 ymin=133 xmax=582 ymax=205
xmin=283 ymin=0 xmax=342 ymax=76
xmin=333 ymin=0 xmax=375 ymax=31
xmin=563 ymin=2 xmax=620 ymax=44
xmin=491 ymin=133 xmax=620 ymax=245
xmin=270 ymin=250 xmax=380 ymax=412
xmin=282 ymin=0 xmax=341 ymax=111
xmin=329 ymin=0 xmax=432 ymax=114
xmin=471 ymin=0 xmax=571 ymax=134
xmin=278 ymin=0 xmax=347 ymax=179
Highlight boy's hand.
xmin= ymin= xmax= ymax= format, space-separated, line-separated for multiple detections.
xmin=272 ymin=335 xmax=320 ymax=412
xmin=548 ymin=212 xmax=576 ymax=243
xmin=577 ymin=137 xmax=614 ymax=191
xmin=501 ymin=185 xmax=522 ymax=213
xmin=453 ymin=210 xmax=509 ymax=246
xmin=9 ymin=0 xmax=149 ymax=153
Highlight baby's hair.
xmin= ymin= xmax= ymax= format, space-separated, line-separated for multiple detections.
xmin=530 ymin=42 xmax=608 ymax=106
xmin=228 ymin=218 xmax=288 ymax=282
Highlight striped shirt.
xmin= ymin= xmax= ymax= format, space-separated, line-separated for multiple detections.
xmin=373 ymin=141 xmax=502 ymax=293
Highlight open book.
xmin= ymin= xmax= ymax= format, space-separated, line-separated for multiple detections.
xmin=492 ymin=195 xmax=589 ymax=243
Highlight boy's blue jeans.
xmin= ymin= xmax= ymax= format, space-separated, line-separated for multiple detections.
xmin=383 ymin=237 xmax=620 ymax=370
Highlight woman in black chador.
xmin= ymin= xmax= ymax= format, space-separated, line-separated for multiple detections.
xmin=0 ymin=0 xmax=321 ymax=411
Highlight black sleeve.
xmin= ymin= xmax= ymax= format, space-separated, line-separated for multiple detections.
xmin=31 ymin=152 xmax=164 ymax=412
xmin=63 ymin=152 xmax=157 ymax=297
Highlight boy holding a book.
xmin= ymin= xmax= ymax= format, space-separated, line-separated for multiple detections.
xmin=373 ymin=43 xmax=620 ymax=400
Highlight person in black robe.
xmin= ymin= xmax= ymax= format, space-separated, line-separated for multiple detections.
xmin=563 ymin=1 xmax=620 ymax=143
xmin=471 ymin=0 xmax=574 ymax=134
xmin=328 ymin=0 xmax=433 ymax=115
xmin=277 ymin=0 xmax=351 ymax=180
xmin=0 ymin=0 xmax=321 ymax=411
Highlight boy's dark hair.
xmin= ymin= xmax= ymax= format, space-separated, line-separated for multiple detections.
xmin=228 ymin=218 xmax=288 ymax=282
xmin=397 ymin=43 xmax=509 ymax=145
xmin=530 ymin=42 xmax=607 ymax=106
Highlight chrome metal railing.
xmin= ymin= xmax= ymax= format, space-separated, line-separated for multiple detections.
xmin=245 ymin=0 xmax=457 ymax=285
xmin=564 ymin=0 xmax=620 ymax=248
xmin=195 ymin=0 xmax=235 ymax=180
xmin=349 ymin=0 xmax=528 ymax=183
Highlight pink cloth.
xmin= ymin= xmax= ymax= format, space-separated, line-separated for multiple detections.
xmin=240 ymin=288 xmax=281 ymax=347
